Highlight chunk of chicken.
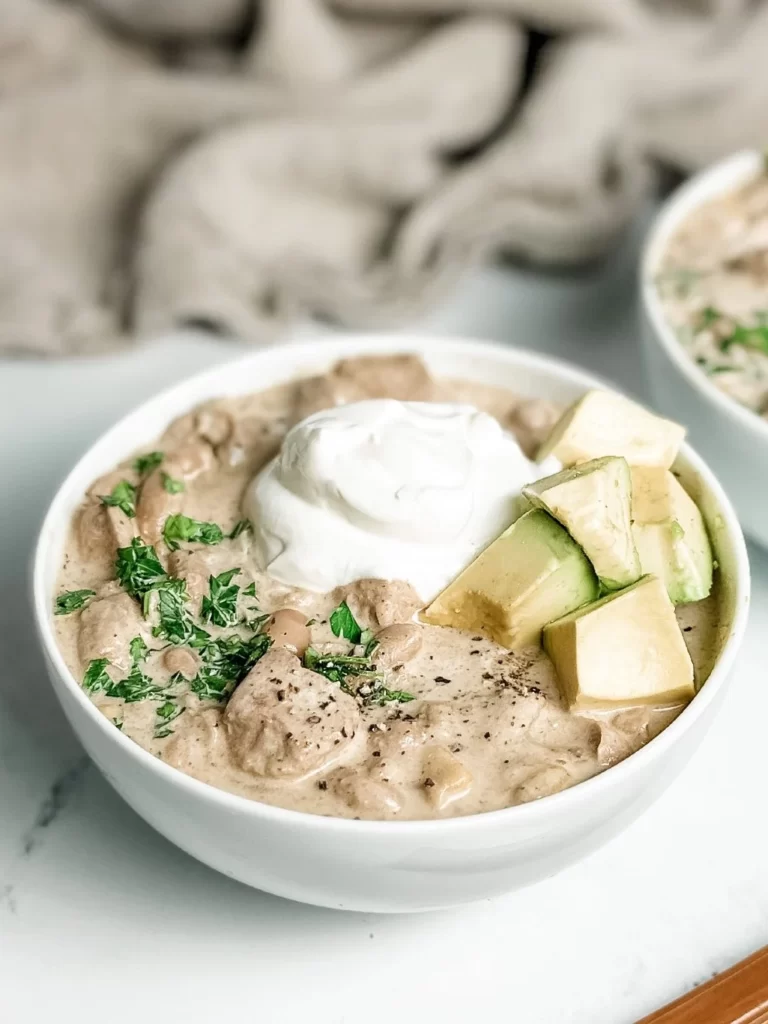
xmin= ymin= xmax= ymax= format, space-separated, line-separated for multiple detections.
xmin=224 ymin=648 xmax=362 ymax=779
xmin=421 ymin=746 xmax=473 ymax=811
xmin=163 ymin=709 xmax=227 ymax=770
xmin=331 ymin=578 xmax=422 ymax=628
xmin=507 ymin=398 xmax=560 ymax=458
xmin=137 ymin=440 xmax=215 ymax=546
xmin=593 ymin=708 xmax=654 ymax=768
xmin=169 ymin=546 xmax=250 ymax=603
xmin=78 ymin=590 xmax=147 ymax=673
xmin=77 ymin=469 xmax=140 ymax=569
xmin=293 ymin=355 xmax=436 ymax=422
xmin=511 ymin=764 xmax=573 ymax=804
xmin=75 ymin=500 xmax=137 ymax=573
xmin=331 ymin=772 xmax=403 ymax=817
xmin=216 ymin=414 xmax=285 ymax=469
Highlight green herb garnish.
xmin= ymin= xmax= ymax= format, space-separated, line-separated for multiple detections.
xmin=363 ymin=685 xmax=415 ymax=706
xmin=100 ymin=479 xmax=137 ymax=518
xmin=113 ymin=718 xmax=124 ymax=731
xmin=720 ymin=323 xmax=768 ymax=354
xmin=190 ymin=632 xmax=272 ymax=703
xmin=243 ymin=582 xmax=257 ymax=598
xmin=696 ymin=305 xmax=723 ymax=328
xmin=105 ymin=663 xmax=166 ymax=704
xmin=303 ymin=646 xmax=374 ymax=693
xmin=154 ymin=700 xmax=185 ymax=738
xmin=115 ymin=538 xmax=168 ymax=599
xmin=162 ymin=514 xmax=224 ymax=552
xmin=134 ymin=451 xmax=164 ymax=476
xmin=329 ymin=601 xmax=362 ymax=644
xmin=360 ymin=628 xmax=379 ymax=658
xmin=83 ymin=658 xmax=111 ymax=694
xmin=147 ymin=577 xmax=211 ymax=648
xmin=129 ymin=636 xmax=149 ymax=663
xmin=55 ymin=589 xmax=95 ymax=615
xmin=161 ymin=472 xmax=185 ymax=494
xmin=201 ymin=569 xmax=241 ymax=628
xmin=229 ymin=519 xmax=252 ymax=540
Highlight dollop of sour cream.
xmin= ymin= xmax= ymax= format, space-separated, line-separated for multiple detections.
xmin=244 ymin=399 xmax=554 ymax=602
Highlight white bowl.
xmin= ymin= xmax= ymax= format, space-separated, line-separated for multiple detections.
xmin=32 ymin=335 xmax=750 ymax=913
xmin=640 ymin=150 xmax=768 ymax=548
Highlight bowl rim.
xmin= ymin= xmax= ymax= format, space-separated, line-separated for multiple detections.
xmin=32 ymin=333 xmax=751 ymax=835
xmin=641 ymin=148 xmax=768 ymax=443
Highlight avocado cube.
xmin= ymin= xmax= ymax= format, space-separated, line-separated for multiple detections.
xmin=543 ymin=575 xmax=695 ymax=710
xmin=631 ymin=467 xmax=713 ymax=604
xmin=523 ymin=456 xmax=641 ymax=591
xmin=537 ymin=390 xmax=686 ymax=469
xmin=422 ymin=509 xmax=598 ymax=650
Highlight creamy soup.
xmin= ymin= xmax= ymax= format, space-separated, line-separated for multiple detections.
xmin=657 ymin=168 xmax=768 ymax=417
xmin=53 ymin=356 xmax=722 ymax=820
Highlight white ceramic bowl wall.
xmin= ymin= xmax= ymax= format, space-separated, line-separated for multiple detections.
xmin=33 ymin=336 xmax=750 ymax=913
xmin=641 ymin=150 xmax=768 ymax=548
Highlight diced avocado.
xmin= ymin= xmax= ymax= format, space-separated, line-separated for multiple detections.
xmin=523 ymin=456 xmax=641 ymax=591
xmin=422 ymin=509 xmax=598 ymax=649
xmin=537 ymin=390 xmax=686 ymax=469
xmin=543 ymin=575 xmax=695 ymax=710
xmin=631 ymin=467 xmax=713 ymax=604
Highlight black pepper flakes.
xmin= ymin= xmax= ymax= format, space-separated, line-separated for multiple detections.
xmin=482 ymin=672 xmax=493 ymax=680
xmin=372 ymin=751 xmax=381 ymax=757
xmin=484 ymin=731 xmax=491 ymax=740
xmin=424 ymin=777 xmax=435 ymax=788
xmin=317 ymin=780 xmax=327 ymax=790
xmin=276 ymin=689 xmax=286 ymax=701
xmin=683 ymin=626 xmax=693 ymax=632
xmin=434 ymin=675 xmax=451 ymax=684
xmin=307 ymin=715 xmax=321 ymax=725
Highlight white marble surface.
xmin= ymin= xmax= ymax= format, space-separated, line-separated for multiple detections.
xmin=2 ymin=223 xmax=767 ymax=1023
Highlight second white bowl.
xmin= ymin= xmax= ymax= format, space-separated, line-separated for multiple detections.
xmin=640 ymin=150 xmax=768 ymax=549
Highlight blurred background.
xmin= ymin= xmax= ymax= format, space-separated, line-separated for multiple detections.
xmin=3 ymin=0 xmax=768 ymax=359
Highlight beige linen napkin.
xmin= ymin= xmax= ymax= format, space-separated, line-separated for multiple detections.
xmin=2 ymin=0 xmax=768 ymax=354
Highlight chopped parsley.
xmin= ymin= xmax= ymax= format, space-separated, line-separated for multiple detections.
xmin=693 ymin=306 xmax=768 ymax=355
xmin=113 ymin=718 xmax=124 ymax=731
xmin=99 ymin=479 xmax=137 ymax=518
xmin=148 ymin=577 xmax=210 ymax=648
xmin=161 ymin=472 xmax=185 ymax=494
xmin=361 ymin=683 xmax=416 ymax=707
xmin=720 ymin=322 xmax=768 ymax=355
xmin=106 ymin=664 xmax=166 ymax=704
xmin=162 ymin=514 xmax=224 ymax=552
xmin=201 ymin=569 xmax=241 ymax=628
xmin=55 ymin=589 xmax=95 ymax=615
xmin=303 ymin=647 xmax=374 ymax=694
xmin=154 ymin=700 xmax=185 ymax=739
xmin=329 ymin=601 xmax=362 ymax=644
xmin=360 ymin=628 xmax=379 ymax=658
xmin=134 ymin=451 xmax=164 ymax=476
xmin=243 ymin=582 xmax=257 ymax=598
xmin=129 ymin=636 xmax=149 ymax=663
xmin=304 ymin=646 xmax=413 ymax=705
xmin=229 ymin=519 xmax=252 ymax=540
xmin=190 ymin=632 xmax=272 ymax=703
xmin=115 ymin=538 xmax=168 ymax=599
xmin=696 ymin=305 xmax=723 ymax=328
xmin=83 ymin=658 xmax=111 ymax=694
